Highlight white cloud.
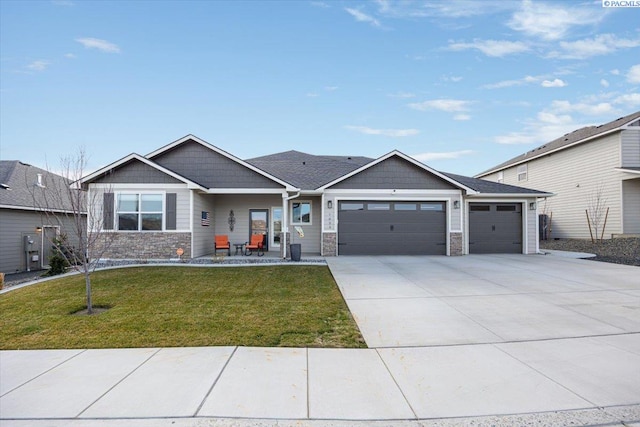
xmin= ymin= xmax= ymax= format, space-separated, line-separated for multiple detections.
xmin=627 ymin=64 xmax=640 ymax=84
xmin=541 ymin=79 xmax=567 ymax=88
xmin=453 ymin=114 xmax=471 ymax=121
xmin=345 ymin=8 xmax=381 ymax=27
xmin=27 ymin=60 xmax=50 ymax=71
xmin=344 ymin=125 xmax=419 ymax=137
xmin=447 ymin=39 xmax=529 ymax=57
xmin=549 ymin=34 xmax=640 ymax=60
xmin=611 ymin=69 xmax=620 ymax=76
xmin=507 ymin=0 xmax=603 ymax=41
xmin=600 ymin=79 xmax=609 ymax=88
xmin=408 ymin=99 xmax=472 ymax=112
xmin=412 ymin=150 xmax=475 ymax=162
xmin=549 ymin=100 xmax=614 ymax=115
xmin=613 ymin=93 xmax=640 ymax=108
xmin=75 ymin=37 xmax=121 ymax=53
xmin=483 ymin=75 xmax=540 ymax=89
xmin=376 ymin=0 xmax=514 ymax=19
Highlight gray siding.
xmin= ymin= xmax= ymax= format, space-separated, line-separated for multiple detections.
xmin=153 ymin=140 xmax=284 ymax=189
xmin=0 ymin=208 xmax=80 ymax=273
xmin=621 ymin=129 xmax=640 ymax=168
xmin=329 ymin=157 xmax=458 ymax=190
xmin=622 ymin=178 xmax=640 ymax=234
xmin=192 ymin=192 xmax=216 ymax=257
xmin=93 ymin=160 xmax=182 ymax=184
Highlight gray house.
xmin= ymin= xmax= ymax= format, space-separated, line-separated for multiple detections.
xmin=0 ymin=161 xmax=80 ymax=274
xmin=79 ymin=135 xmax=550 ymax=259
xmin=476 ymin=111 xmax=640 ymax=239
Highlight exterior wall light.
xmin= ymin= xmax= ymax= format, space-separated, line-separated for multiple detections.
xmin=529 ymin=202 xmax=537 ymax=210
xmin=453 ymin=200 xmax=460 ymax=209
xmin=35 ymin=226 xmax=43 ymax=232
xmin=327 ymin=200 xmax=333 ymax=209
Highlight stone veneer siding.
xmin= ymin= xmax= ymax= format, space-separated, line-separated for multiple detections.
xmin=322 ymin=232 xmax=337 ymax=256
xmin=92 ymin=232 xmax=192 ymax=260
xmin=450 ymin=232 xmax=463 ymax=256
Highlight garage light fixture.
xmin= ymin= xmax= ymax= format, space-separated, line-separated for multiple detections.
xmin=529 ymin=202 xmax=536 ymax=210
xmin=327 ymin=200 xmax=333 ymax=209
xmin=35 ymin=226 xmax=42 ymax=232
xmin=453 ymin=200 xmax=460 ymax=209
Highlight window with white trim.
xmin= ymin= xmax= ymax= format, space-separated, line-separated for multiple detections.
xmin=497 ymin=171 xmax=504 ymax=183
xmin=517 ymin=164 xmax=528 ymax=181
xmin=291 ymin=201 xmax=311 ymax=224
xmin=117 ymin=193 xmax=163 ymax=231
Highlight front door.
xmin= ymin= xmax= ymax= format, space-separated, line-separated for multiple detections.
xmin=249 ymin=209 xmax=269 ymax=251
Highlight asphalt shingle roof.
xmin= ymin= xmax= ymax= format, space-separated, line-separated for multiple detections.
xmin=246 ymin=150 xmax=373 ymax=190
xmin=0 ymin=161 xmax=76 ymax=211
xmin=476 ymin=110 xmax=640 ymax=177
xmin=442 ymin=172 xmax=550 ymax=195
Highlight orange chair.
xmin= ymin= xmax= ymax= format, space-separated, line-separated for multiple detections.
xmin=244 ymin=234 xmax=264 ymax=256
xmin=214 ymin=235 xmax=230 ymax=256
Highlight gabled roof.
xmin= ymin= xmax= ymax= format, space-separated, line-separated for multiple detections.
xmin=148 ymin=135 xmax=296 ymax=190
xmin=442 ymin=172 xmax=552 ymax=196
xmin=476 ymin=110 xmax=640 ymax=177
xmin=317 ymin=150 xmax=478 ymax=193
xmin=0 ymin=160 xmax=77 ymax=212
xmin=246 ymin=150 xmax=372 ymax=190
xmin=79 ymin=153 xmax=207 ymax=190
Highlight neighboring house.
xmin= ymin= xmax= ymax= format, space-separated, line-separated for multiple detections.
xmin=0 ymin=161 xmax=81 ymax=273
xmin=79 ymin=135 xmax=551 ymax=260
xmin=476 ymin=111 xmax=640 ymax=240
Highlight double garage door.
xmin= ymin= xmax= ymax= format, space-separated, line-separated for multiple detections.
xmin=338 ymin=201 xmax=447 ymax=255
xmin=337 ymin=200 xmax=523 ymax=255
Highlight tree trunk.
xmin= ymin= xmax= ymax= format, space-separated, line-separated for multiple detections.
xmin=85 ymin=267 xmax=93 ymax=315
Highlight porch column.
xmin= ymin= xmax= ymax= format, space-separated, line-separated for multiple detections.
xmin=281 ymin=192 xmax=288 ymax=259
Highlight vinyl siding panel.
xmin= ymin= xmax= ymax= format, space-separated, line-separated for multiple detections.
xmin=329 ymin=157 xmax=458 ymax=190
xmin=0 ymin=208 xmax=80 ymax=273
xmin=621 ymin=129 xmax=640 ymax=168
xmin=483 ymin=134 xmax=623 ymax=239
xmin=622 ymin=178 xmax=640 ymax=234
xmin=192 ymin=192 xmax=216 ymax=257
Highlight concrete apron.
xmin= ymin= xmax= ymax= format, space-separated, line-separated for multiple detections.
xmin=1 ymin=254 xmax=639 ymax=423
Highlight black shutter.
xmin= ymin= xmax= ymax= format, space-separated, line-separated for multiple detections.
xmin=103 ymin=193 xmax=114 ymax=230
xmin=166 ymin=193 xmax=177 ymax=230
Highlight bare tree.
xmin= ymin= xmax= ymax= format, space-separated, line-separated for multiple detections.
xmin=586 ymin=183 xmax=609 ymax=243
xmin=30 ymin=148 xmax=114 ymax=315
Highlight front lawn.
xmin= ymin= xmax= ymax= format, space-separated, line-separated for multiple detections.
xmin=0 ymin=266 xmax=366 ymax=349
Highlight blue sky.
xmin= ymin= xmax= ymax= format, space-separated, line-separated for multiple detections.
xmin=1 ymin=0 xmax=639 ymax=177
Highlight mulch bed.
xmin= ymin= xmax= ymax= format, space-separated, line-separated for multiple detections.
xmin=540 ymin=238 xmax=640 ymax=267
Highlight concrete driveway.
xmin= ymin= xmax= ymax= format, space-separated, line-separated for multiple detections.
xmin=326 ymin=254 xmax=640 ymax=348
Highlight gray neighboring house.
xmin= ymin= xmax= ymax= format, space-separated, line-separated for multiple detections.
xmin=0 ymin=161 xmax=81 ymax=274
xmin=476 ymin=111 xmax=640 ymax=240
xmin=79 ymin=135 xmax=550 ymax=259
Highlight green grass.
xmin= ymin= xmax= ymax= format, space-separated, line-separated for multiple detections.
xmin=0 ymin=266 xmax=366 ymax=350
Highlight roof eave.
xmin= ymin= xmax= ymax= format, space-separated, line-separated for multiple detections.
xmin=465 ymin=192 xmax=554 ymax=198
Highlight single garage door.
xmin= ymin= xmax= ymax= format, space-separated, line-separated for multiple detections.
xmin=469 ymin=203 xmax=522 ymax=254
xmin=338 ymin=201 xmax=446 ymax=255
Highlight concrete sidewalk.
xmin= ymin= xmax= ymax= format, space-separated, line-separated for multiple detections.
xmin=2 ymin=337 xmax=640 ymax=425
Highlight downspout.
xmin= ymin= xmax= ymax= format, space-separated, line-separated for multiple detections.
xmin=282 ymin=191 xmax=301 ymax=259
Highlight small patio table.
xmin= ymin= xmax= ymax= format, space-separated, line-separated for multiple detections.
xmin=233 ymin=243 xmax=245 ymax=255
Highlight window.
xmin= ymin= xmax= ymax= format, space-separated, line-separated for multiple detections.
xmin=470 ymin=204 xmax=490 ymax=212
xmin=395 ymin=203 xmax=417 ymax=211
xmin=496 ymin=205 xmax=517 ymax=212
xmin=367 ymin=203 xmax=390 ymax=210
xmin=517 ymin=164 xmax=528 ymax=181
xmin=340 ymin=203 xmax=364 ymax=211
xmin=117 ymin=193 xmax=163 ymax=231
xmin=497 ymin=171 xmax=504 ymax=183
xmin=292 ymin=201 xmax=311 ymax=224
xmin=420 ymin=203 xmax=444 ymax=211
